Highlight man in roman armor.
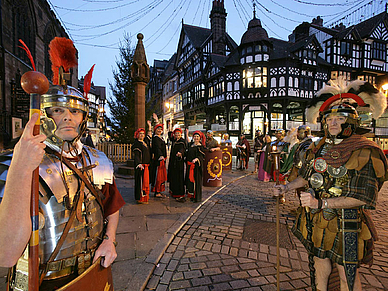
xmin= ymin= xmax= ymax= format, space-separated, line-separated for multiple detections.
xmin=0 ymin=37 xmax=125 ymax=290
xmin=282 ymin=125 xmax=313 ymax=182
xmin=274 ymin=78 xmax=388 ymax=291
xmin=263 ymin=129 xmax=289 ymax=180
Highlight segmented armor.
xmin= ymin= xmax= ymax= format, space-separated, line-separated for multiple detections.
xmin=1 ymin=146 xmax=113 ymax=290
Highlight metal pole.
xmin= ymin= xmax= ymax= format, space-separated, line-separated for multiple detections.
xmin=271 ymin=147 xmax=281 ymax=291
xmin=28 ymin=93 xmax=40 ymax=291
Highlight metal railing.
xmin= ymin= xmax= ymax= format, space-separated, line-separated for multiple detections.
xmin=97 ymin=143 xmax=132 ymax=163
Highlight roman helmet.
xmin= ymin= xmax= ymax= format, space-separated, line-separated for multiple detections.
xmin=306 ymin=77 xmax=387 ymax=139
xmin=40 ymin=37 xmax=94 ymax=149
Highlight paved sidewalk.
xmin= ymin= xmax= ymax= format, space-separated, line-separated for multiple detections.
xmin=111 ymin=158 xmax=256 ymax=290
xmin=143 ymin=174 xmax=388 ymax=291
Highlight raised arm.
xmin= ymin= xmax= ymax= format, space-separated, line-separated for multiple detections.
xmin=0 ymin=114 xmax=46 ymax=267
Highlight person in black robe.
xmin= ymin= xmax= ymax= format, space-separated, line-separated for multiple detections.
xmin=133 ymin=127 xmax=151 ymax=204
xmin=168 ymin=128 xmax=187 ymax=200
xmin=150 ymin=123 xmax=167 ymax=198
xmin=184 ymin=131 xmax=206 ymax=203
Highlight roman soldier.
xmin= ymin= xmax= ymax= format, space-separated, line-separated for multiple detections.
xmin=274 ymin=78 xmax=388 ymax=291
xmin=263 ymin=129 xmax=289 ymax=180
xmin=0 ymin=37 xmax=125 ymax=290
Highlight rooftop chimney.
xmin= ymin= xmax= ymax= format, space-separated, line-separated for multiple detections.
xmin=210 ymin=0 xmax=227 ymax=55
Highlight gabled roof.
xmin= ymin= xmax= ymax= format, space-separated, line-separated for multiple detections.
xmin=270 ymin=38 xmax=291 ymax=60
xmin=334 ymin=25 xmax=361 ymax=41
xmin=355 ymin=11 xmax=388 ymax=39
xmin=209 ymin=54 xmax=229 ymax=69
xmin=288 ymin=35 xmax=323 ymax=53
xmin=182 ymin=24 xmax=212 ymax=48
xmin=310 ymin=11 xmax=388 ymax=41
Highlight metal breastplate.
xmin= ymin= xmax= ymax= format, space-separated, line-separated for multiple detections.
xmin=9 ymin=147 xmax=114 ymax=289
xmin=38 ymin=147 xmax=113 ymax=263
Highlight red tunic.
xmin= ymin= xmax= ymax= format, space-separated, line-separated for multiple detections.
xmin=101 ymin=178 xmax=126 ymax=218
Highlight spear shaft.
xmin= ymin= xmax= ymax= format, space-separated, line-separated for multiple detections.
xmin=271 ymin=148 xmax=281 ymax=291
xmin=28 ymin=93 xmax=41 ymax=291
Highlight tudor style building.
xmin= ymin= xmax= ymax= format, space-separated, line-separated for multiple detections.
xmin=149 ymin=0 xmax=388 ymax=140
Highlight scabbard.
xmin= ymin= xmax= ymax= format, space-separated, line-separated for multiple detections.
xmin=341 ymin=208 xmax=359 ymax=291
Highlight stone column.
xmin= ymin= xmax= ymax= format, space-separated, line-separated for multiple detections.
xmin=131 ymin=33 xmax=150 ymax=130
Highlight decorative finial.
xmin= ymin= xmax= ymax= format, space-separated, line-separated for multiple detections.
xmin=253 ymin=2 xmax=256 ymax=19
xmin=137 ymin=33 xmax=144 ymax=40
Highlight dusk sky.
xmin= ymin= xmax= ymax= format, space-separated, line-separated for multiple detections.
xmin=48 ymin=0 xmax=384 ymax=103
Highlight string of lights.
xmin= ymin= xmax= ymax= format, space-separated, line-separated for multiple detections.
xmin=232 ymin=0 xmax=248 ymax=27
xmin=82 ymin=0 xmax=125 ymax=2
xmin=252 ymin=0 xmax=292 ymax=32
xmin=268 ymin=0 xmax=345 ymax=18
xmin=53 ymin=0 xmax=140 ymax=12
xmin=198 ymin=0 xmax=207 ymax=27
xmin=192 ymin=0 xmax=203 ymax=24
xmin=65 ymin=0 xmax=159 ymax=31
xmin=253 ymin=0 xmax=301 ymax=24
xmin=47 ymin=0 xmax=74 ymax=41
xmin=49 ymin=0 xmax=387 ymax=58
xmin=292 ymin=0 xmax=364 ymax=6
xmin=145 ymin=0 xmax=189 ymax=47
xmin=70 ymin=0 xmax=164 ymax=40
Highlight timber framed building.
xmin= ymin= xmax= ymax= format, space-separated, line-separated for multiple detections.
xmin=148 ymin=0 xmax=388 ymax=140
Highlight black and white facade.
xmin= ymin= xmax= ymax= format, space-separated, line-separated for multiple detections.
xmin=148 ymin=0 xmax=388 ymax=140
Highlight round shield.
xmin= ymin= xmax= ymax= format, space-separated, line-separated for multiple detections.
xmin=313 ymin=157 xmax=328 ymax=173
xmin=208 ymin=157 xmax=222 ymax=177
xmin=222 ymin=147 xmax=232 ymax=168
xmin=310 ymin=172 xmax=324 ymax=188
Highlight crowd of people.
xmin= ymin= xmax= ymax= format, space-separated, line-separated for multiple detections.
xmin=133 ymin=114 xmax=218 ymax=204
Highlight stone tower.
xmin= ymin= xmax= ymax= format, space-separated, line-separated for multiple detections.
xmin=209 ymin=0 xmax=227 ymax=55
xmin=131 ymin=33 xmax=150 ymax=130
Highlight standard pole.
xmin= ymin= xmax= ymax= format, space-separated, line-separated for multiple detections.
xmin=28 ymin=93 xmax=40 ymax=291
xmin=271 ymin=148 xmax=281 ymax=291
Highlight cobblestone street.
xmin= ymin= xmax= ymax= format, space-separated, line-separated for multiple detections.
xmin=145 ymin=174 xmax=388 ymax=291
